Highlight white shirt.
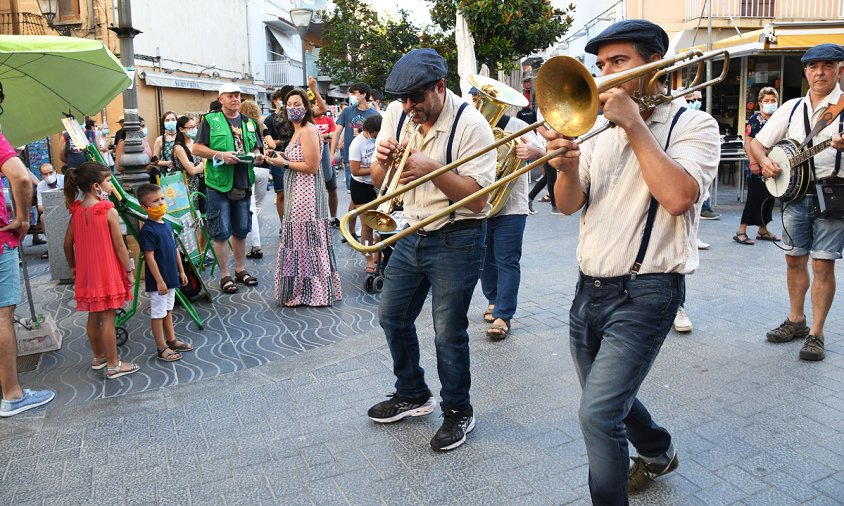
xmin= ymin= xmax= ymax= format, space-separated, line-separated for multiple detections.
xmin=755 ymin=83 xmax=843 ymax=179
xmin=493 ymin=115 xmax=544 ymax=216
xmin=576 ymin=100 xmax=720 ymax=277
xmin=376 ymin=92 xmax=496 ymax=231
xmin=36 ymin=174 xmax=64 ymax=206
xmin=348 ymin=133 xmax=376 ymax=185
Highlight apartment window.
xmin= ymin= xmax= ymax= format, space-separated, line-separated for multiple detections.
xmin=57 ymin=0 xmax=81 ymax=24
xmin=741 ymin=0 xmax=775 ymax=17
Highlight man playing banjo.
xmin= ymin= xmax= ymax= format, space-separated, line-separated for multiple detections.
xmin=749 ymin=43 xmax=844 ymax=361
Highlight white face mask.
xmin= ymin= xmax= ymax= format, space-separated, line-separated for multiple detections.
xmin=349 ymin=94 xmax=358 ymax=106
xmin=762 ymin=103 xmax=778 ymax=115
xmin=45 ymin=174 xmax=57 ymax=185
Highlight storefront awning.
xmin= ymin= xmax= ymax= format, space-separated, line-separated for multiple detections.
xmin=682 ymin=21 xmax=844 ymax=58
xmin=266 ymin=26 xmax=303 ymax=62
xmin=141 ymin=72 xmax=267 ymax=96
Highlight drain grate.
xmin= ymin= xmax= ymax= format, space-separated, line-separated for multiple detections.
xmin=16 ymin=353 xmax=42 ymax=373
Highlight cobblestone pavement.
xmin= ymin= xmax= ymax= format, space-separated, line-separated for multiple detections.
xmin=2 ymin=186 xmax=843 ymax=505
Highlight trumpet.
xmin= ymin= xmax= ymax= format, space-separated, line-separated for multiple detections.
xmin=340 ymin=48 xmax=730 ymax=254
xmin=359 ymin=113 xmax=423 ymax=233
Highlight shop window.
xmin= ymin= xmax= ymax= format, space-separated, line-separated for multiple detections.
xmin=57 ymin=0 xmax=81 ymax=24
xmin=741 ymin=0 xmax=775 ymax=17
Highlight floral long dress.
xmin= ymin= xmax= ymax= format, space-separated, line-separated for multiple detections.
xmin=275 ymin=134 xmax=342 ymax=306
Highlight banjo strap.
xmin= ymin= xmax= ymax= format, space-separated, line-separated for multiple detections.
xmin=803 ymin=104 xmax=820 ymax=181
xmin=802 ymin=104 xmax=844 ymax=178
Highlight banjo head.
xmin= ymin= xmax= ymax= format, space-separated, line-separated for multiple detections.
xmin=765 ymin=139 xmax=802 ymax=200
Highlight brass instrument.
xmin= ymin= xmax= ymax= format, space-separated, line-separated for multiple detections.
xmin=340 ymin=49 xmax=730 ymax=253
xmin=359 ymin=113 xmax=423 ymax=232
xmin=467 ymin=74 xmax=531 ymax=216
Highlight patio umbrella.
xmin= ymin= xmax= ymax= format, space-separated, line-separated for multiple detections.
xmin=0 ymin=35 xmax=131 ymax=147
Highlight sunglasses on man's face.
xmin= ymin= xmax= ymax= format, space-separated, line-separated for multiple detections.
xmin=687 ymin=98 xmax=701 ymax=103
xmin=396 ymin=83 xmax=437 ymax=104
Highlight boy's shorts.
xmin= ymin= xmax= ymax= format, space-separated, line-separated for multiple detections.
xmin=148 ymin=288 xmax=175 ymax=319
xmin=0 ymin=247 xmax=20 ymax=307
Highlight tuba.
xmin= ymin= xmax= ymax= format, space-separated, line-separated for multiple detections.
xmin=468 ymin=74 xmax=530 ymax=216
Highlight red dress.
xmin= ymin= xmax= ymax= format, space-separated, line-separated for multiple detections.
xmin=69 ymin=200 xmax=132 ymax=312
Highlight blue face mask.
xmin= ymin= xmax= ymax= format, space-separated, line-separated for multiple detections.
xmin=164 ymin=120 xmax=177 ymax=132
xmin=186 ymin=128 xmax=198 ymax=139
xmin=287 ymin=107 xmax=306 ymax=123
xmin=102 ymin=128 xmax=109 ymax=135
xmin=762 ymin=103 xmax=778 ymax=115
xmin=687 ymin=100 xmax=702 ymax=110
xmin=141 ymin=126 xmax=148 ymax=137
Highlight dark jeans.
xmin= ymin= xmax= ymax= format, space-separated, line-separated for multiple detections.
xmin=570 ymin=272 xmax=684 ymax=505
xmin=379 ymin=221 xmax=486 ymax=412
xmin=480 ymin=214 xmax=526 ymax=321
xmin=528 ymin=163 xmax=557 ymax=208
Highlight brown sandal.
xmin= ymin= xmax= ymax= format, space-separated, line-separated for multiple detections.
xmin=156 ymin=347 xmax=182 ymax=362
xmin=486 ymin=319 xmax=511 ymax=341
xmin=166 ymin=339 xmax=193 ymax=352
xmin=483 ymin=305 xmax=495 ymax=324
xmin=235 ymin=270 xmax=258 ymax=286
xmin=221 ymin=276 xmax=238 ymax=293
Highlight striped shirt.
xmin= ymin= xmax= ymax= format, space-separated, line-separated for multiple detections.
xmin=575 ymin=100 xmax=720 ymax=277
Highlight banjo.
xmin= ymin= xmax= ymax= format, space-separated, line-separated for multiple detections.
xmin=765 ymin=137 xmax=835 ymax=202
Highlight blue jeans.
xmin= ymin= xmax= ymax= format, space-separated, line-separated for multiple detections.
xmin=783 ymin=196 xmax=844 ymax=259
xmin=569 ymin=273 xmax=684 ymax=505
xmin=701 ymin=197 xmax=713 ymax=212
xmin=480 ymin=214 xmax=526 ymax=320
xmin=343 ymin=160 xmax=351 ymax=191
xmin=379 ymin=221 xmax=487 ymax=412
xmin=205 ymin=187 xmax=252 ymax=241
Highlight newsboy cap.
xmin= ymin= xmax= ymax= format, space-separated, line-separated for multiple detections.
xmin=584 ymin=19 xmax=669 ymax=56
xmin=468 ymin=86 xmax=480 ymax=95
xmin=385 ymin=48 xmax=448 ymax=95
xmin=801 ymin=43 xmax=844 ymax=64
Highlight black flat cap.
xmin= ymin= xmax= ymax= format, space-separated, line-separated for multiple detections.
xmin=801 ymin=43 xmax=844 ymax=64
xmin=584 ymin=19 xmax=669 ymax=56
xmin=385 ymin=48 xmax=447 ymax=95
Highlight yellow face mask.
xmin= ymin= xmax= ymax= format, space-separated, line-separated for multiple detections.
xmin=146 ymin=203 xmax=168 ymax=220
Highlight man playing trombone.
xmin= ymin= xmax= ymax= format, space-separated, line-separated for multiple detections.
xmin=547 ymin=20 xmax=720 ymax=502
xmin=365 ymin=48 xmax=496 ymax=452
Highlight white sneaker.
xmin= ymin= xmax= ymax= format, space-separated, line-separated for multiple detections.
xmin=697 ymin=239 xmax=710 ymax=250
xmin=673 ymin=307 xmax=692 ymax=333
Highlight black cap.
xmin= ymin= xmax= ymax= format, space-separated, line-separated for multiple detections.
xmin=385 ymin=48 xmax=448 ymax=95
xmin=584 ymin=19 xmax=669 ymax=56
xmin=801 ymin=43 xmax=844 ymax=64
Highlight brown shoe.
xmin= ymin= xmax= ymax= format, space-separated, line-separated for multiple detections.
xmin=766 ymin=317 xmax=809 ymax=343
xmin=799 ymin=335 xmax=824 ymax=361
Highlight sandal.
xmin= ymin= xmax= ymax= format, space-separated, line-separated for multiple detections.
xmin=486 ymin=319 xmax=511 ymax=341
xmin=483 ymin=305 xmax=495 ymax=324
xmin=166 ymin=339 xmax=193 ymax=352
xmin=40 ymin=251 xmax=49 ymax=260
xmin=156 ymin=347 xmax=182 ymax=362
xmin=246 ymin=248 xmax=264 ymax=259
xmin=105 ymin=360 xmax=140 ymax=380
xmin=365 ymin=264 xmax=377 ymax=274
xmin=756 ymin=231 xmax=781 ymax=242
xmin=91 ymin=356 xmax=108 ymax=370
xmin=220 ymin=276 xmax=238 ymax=294
xmin=235 ymin=270 xmax=258 ymax=286
xmin=733 ymin=232 xmax=755 ymax=245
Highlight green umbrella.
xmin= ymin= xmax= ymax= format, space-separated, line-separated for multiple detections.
xmin=0 ymin=35 xmax=131 ymax=146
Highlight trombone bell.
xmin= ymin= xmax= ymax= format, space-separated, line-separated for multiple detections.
xmin=360 ymin=211 xmax=397 ymax=233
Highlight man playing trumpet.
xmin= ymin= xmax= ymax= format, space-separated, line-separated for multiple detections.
xmin=365 ymin=48 xmax=496 ymax=452
xmin=547 ymin=20 xmax=720 ymax=502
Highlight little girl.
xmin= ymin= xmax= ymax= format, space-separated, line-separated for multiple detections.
xmin=63 ymin=161 xmax=140 ymax=379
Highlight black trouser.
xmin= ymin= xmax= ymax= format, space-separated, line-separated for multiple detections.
xmin=528 ymin=163 xmax=557 ymax=208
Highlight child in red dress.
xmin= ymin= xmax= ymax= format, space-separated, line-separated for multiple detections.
xmin=63 ymin=162 xmax=140 ymax=379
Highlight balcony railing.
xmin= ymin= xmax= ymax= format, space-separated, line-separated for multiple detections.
xmin=684 ymin=0 xmax=844 ymax=21
xmin=0 ymin=11 xmax=48 ymax=35
xmin=264 ymin=59 xmax=305 ymax=88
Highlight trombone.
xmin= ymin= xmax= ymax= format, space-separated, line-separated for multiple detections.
xmin=340 ymin=48 xmax=730 ymax=254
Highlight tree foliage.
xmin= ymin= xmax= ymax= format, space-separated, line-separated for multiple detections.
xmin=429 ymin=0 xmax=576 ymax=73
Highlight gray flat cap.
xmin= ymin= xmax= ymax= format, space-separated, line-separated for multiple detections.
xmin=385 ymin=48 xmax=447 ymax=95
xmin=584 ymin=19 xmax=668 ymax=56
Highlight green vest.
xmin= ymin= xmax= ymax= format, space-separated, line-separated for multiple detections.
xmin=203 ymin=111 xmax=257 ymax=192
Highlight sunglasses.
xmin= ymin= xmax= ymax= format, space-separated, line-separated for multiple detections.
xmin=687 ymin=98 xmax=700 ymax=103
xmin=396 ymin=82 xmax=438 ymax=104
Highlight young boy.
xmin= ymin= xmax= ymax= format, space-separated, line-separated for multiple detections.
xmin=137 ymin=183 xmax=193 ymax=361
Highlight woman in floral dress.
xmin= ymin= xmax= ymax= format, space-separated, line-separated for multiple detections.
xmin=268 ymin=88 xmax=342 ymax=306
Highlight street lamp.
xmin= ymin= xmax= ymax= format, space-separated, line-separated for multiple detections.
xmin=290 ymin=8 xmax=313 ymax=87
xmin=36 ymin=0 xmax=71 ymax=36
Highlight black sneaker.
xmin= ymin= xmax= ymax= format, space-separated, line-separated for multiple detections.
xmin=799 ymin=334 xmax=825 ymax=361
xmin=330 ymin=218 xmax=341 ymax=228
xmin=766 ymin=317 xmax=809 ymax=343
xmin=430 ymin=408 xmax=475 ymax=451
xmin=367 ymin=392 xmax=436 ymax=423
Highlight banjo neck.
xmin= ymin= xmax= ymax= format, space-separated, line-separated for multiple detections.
xmin=789 ymin=137 xmax=833 ymax=168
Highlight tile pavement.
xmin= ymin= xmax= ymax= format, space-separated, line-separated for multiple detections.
xmin=2 ymin=186 xmax=843 ymax=505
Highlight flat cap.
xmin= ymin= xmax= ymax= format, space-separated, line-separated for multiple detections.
xmin=468 ymin=86 xmax=480 ymax=95
xmin=385 ymin=48 xmax=447 ymax=95
xmin=218 ymin=83 xmax=243 ymax=96
xmin=801 ymin=43 xmax=844 ymax=64
xmin=585 ymin=19 xmax=669 ymax=56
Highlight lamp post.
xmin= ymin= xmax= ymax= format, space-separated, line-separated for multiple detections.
xmin=290 ymin=8 xmax=313 ymax=87
xmin=36 ymin=0 xmax=71 ymax=36
xmin=108 ymin=0 xmax=149 ymax=191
